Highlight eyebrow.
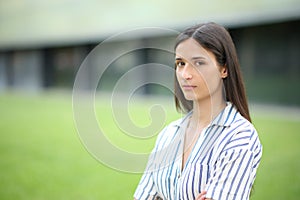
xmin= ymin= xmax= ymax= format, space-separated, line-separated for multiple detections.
xmin=191 ymin=56 xmax=206 ymax=60
xmin=175 ymin=56 xmax=206 ymax=60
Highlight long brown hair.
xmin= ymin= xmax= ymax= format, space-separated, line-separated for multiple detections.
xmin=174 ymin=22 xmax=251 ymax=122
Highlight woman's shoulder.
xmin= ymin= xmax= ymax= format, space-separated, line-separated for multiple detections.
xmin=157 ymin=117 xmax=183 ymax=137
xmin=213 ymin=103 xmax=261 ymax=150
xmin=154 ymin=115 xmax=188 ymax=146
xmin=221 ymin=111 xmax=262 ymax=152
xmin=167 ymin=117 xmax=184 ymax=128
xmin=160 ymin=112 xmax=191 ymax=133
xmin=230 ymin=111 xmax=257 ymax=133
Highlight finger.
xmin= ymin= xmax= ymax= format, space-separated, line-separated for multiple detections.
xmin=196 ymin=191 xmax=207 ymax=200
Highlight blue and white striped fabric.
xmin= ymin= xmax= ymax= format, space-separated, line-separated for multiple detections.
xmin=134 ymin=102 xmax=262 ymax=200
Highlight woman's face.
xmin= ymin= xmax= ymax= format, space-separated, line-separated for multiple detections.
xmin=175 ymin=38 xmax=226 ymax=102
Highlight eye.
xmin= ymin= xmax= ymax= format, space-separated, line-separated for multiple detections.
xmin=176 ymin=61 xmax=185 ymax=68
xmin=195 ymin=61 xmax=205 ymax=66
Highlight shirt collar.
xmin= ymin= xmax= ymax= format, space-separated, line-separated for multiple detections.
xmin=175 ymin=102 xmax=237 ymax=128
xmin=210 ymin=102 xmax=237 ymax=127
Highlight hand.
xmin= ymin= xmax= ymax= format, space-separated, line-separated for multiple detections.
xmin=196 ymin=191 xmax=207 ymax=200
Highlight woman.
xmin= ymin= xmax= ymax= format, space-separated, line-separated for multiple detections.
xmin=134 ymin=22 xmax=262 ymax=200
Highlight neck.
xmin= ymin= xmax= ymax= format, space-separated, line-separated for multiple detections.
xmin=190 ymin=97 xmax=226 ymax=130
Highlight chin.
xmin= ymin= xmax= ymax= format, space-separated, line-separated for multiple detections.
xmin=183 ymin=94 xmax=196 ymax=101
xmin=184 ymin=93 xmax=211 ymax=102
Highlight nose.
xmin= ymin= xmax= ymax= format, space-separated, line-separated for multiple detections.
xmin=181 ymin=64 xmax=192 ymax=80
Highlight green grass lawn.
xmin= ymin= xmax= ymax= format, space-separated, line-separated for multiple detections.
xmin=0 ymin=92 xmax=299 ymax=199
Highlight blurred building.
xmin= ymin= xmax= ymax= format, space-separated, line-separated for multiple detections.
xmin=0 ymin=0 xmax=299 ymax=105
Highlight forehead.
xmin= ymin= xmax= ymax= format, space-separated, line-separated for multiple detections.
xmin=175 ymin=38 xmax=213 ymax=60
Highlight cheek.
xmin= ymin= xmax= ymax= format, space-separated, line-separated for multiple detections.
xmin=175 ymin=69 xmax=181 ymax=80
xmin=204 ymin=75 xmax=223 ymax=93
xmin=201 ymin=66 xmax=221 ymax=80
xmin=195 ymin=69 xmax=221 ymax=89
xmin=193 ymin=70 xmax=207 ymax=85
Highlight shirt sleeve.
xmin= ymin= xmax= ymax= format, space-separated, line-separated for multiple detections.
xmin=134 ymin=169 xmax=158 ymax=199
xmin=134 ymin=126 xmax=170 ymax=200
xmin=134 ymin=120 xmax=183 ymax=200
xmin=205 ymin=138 xmax=262 ymax=200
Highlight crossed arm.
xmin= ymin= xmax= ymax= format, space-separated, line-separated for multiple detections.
xmin=196 ymin=191 xmax=212 ymax=200
xmin=142 ymin=191 xmax=210 ymax=200
xmin=134 ymin=191 xmax=211 ymax=200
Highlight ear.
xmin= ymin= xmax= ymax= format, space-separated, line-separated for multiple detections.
xmin=220 ymin=66 xmax=228 ymax=79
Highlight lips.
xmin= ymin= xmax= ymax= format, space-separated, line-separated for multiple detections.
xmin=182 ymin=85 xmax=197 ymax=90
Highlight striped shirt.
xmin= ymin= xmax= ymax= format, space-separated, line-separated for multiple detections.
xmin=134 ymin=102 xmax=262 ymax=200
